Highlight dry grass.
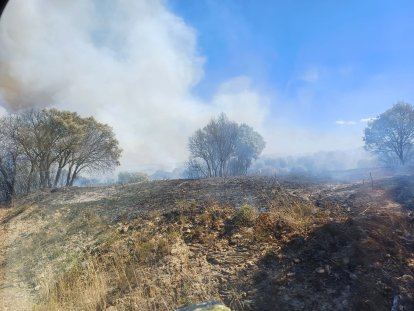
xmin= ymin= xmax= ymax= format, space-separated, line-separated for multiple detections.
xmin=249 ymin=202 xmax=324 ymax=242
xmin=0 ymin=204 xmax=30 ymax=224
xmin=4 ymin=176 xmax=414 ymax=311
xmin=34 ymin=259 xmax=108 ymax=311
xmin=272 ymin=202 xmax=318 ymax=236
xmin=34 ymin=207 xmax=220 ymax=311
xmin=31 ymin=196 xmax=333 ymax=311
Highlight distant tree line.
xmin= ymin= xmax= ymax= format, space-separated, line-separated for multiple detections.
xmin=186 ymin=113 xmax=265 ymax=178
xmin=0 ymin=109 xmax=121 ymax=202
xmin=2 ymin=102 xmax=411 ymax=201
xmin=187 ymin=102 xmax=414 ymax=180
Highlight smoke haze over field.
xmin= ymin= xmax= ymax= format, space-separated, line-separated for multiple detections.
xmin=0 ymin=0 xmax=270 ymax=171
xmin=1 ymin=0 xmax=410 ymax=172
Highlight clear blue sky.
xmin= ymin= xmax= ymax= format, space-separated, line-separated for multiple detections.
xmin=167 ymin=0 xmax=414 ymax=130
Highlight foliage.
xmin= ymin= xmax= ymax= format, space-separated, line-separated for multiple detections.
xmin=187 ymin=113 xmax=265 ymax=178
xmin=118 ymin=171 xmax=149 ymax=184
xmin=233 ymin=203 xmax=258 ymax=227
xmin=0 ymin=109 xmax=122 ymax=201
xmin=364 ymin=102 xmax=414 ymax=166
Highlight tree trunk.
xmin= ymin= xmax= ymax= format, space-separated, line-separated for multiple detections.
xmin=26 ymin=165 xmax=35 ymax=193
xmin=69 ymin=171 xmax=77 ymax=186
xmin=66 ymin=165 xmax=73 ymax=187
xmin=69 ymin=163 xmax=82 ymax=186
xmin=0 ymin=161 xmax=15 ymax=203
xmin=53 ymin=166 xmax=62 ymax=188
xmin=39 ymin=170 xmax=45 ymax=189
xmin=46 ymin=170 xmax=52 ymax=188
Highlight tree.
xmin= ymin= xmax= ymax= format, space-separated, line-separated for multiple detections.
xmin=13 ymin=109 xmax=81 ymax=189
xmin=0 ymin=108 xmax=122 ymax=202
xmin=228 ymin=124 xmax=266 ymax=175
xmin=187 ymin=113 xmax=265 ymax=178
xmin=0 ymin=118 xmax=20 ymax=202
xmin=64 ymin=117 xmax=121 ymax=186
xmin=364 ymin=102 xmax=414 ymax=166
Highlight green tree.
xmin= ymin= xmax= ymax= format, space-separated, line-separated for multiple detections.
xmin=187 ymin=113 xmax=265 ymax=178
xmin=65 ymin=117 xmax=122 ymax=186
xmin=0 ymin=108 xmax=122 ymax=201
xmin=364 ymin=102 xmax=414 ymax=166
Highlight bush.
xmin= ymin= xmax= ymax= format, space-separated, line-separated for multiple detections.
xmin=118 ymin=172 xmax=149 ymax=184
xmin=233 ymin=204 xmax=258 ymax=227
xmin=272 ymin=203 xmax=316 ymax=236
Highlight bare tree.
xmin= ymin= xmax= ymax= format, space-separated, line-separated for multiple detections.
xmin=364 ymin=102 xmax=414 ymax=166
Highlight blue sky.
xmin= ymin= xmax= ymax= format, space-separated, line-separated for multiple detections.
xmin=168 ymin=0 xmax=414 ymax=130
xmin=1 ymin=0 xmax=414 ymax=169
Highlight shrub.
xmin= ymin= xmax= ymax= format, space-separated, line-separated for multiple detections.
xmin=118 ymin=171 xmax=149 ymax=184
xmin=233 ymin=204 xmax=258 ymax=227
xmin=271 ymin=203 xmax=316 ymax=236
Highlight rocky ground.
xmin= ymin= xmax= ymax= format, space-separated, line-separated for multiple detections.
xmin=0 ymin=175 xmax=413 ymax=310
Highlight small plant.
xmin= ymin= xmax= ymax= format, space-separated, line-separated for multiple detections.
xmin=253 ymin=212 xmax=277 ymax=241
xmin=175 ymin=200 xmax=198 ymax=225
xmin=270 ymin=202 xmax=317 ymax=236
xmin=233 ymin=204 xmax=258 ymax=227
xmin=199 ymin=203 xmax=225 ymax=230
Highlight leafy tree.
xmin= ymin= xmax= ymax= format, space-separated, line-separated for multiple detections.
xmin=65 ymin=117 xmax=121 ymax=186
xmin=0 ymin=108 xmax=122 ymax=202
xmin=228 ymin=124 xmax=266 ymax=175
xmin=364 ymin=102 xmax=414 ymax=166
xmin=187 ymin=113 xmax=265 ymax=178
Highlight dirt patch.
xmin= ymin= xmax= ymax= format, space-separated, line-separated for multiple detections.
xmin=0 ymin=206 xmax=37 ymax=311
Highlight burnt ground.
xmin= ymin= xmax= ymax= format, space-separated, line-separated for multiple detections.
xmin=0 ymin=175 xmax=413 ymax=310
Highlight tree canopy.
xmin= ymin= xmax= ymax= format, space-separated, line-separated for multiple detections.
xmin=187 ymin=113 xmax=265 ymax=178
xmin=363 ymin=102 xmax=414 ymax=166
xmin=0 ymin=109 xmax=121 ymax=202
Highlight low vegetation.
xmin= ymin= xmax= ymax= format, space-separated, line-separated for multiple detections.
xmin=233 ymin=204 xmax=259 ymax=227
xmin=30 ymin=195 xmax=331 ymax=310
xmin=1 ymin=176 xmax=413 ymax=310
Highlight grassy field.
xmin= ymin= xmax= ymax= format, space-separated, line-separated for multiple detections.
xmin=0 ymin=176 xmax=413 ymax=310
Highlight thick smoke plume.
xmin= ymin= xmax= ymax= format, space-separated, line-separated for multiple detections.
xmin=0 ymin=0 xmax=268 ymax=171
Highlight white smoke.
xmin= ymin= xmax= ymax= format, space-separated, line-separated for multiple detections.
xmin=0 ymin=0 xmax=269 ymax=171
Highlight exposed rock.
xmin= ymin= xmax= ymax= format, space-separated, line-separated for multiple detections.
xmin=315 ymin=267 xmax=325 ymax=274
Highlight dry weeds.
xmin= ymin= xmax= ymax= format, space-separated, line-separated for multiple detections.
xmin=1 ymin=176 xmax=413 ymax=310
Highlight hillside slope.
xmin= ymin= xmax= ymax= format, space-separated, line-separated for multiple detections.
xmin=0 ymin=176 xmax=413 ymax=310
